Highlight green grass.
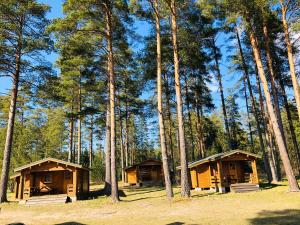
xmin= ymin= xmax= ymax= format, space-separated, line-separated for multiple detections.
xmin=1 ymin=181 xmax=300 ymax=225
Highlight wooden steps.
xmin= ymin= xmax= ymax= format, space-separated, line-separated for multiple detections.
xmin=230 ymin=183 xmax=260 ymax=193
xmin=21 ymin=195 xmax=68 ymax=205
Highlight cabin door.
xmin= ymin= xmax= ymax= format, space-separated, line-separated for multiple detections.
xmin=228 ymin=162 xmax=238 ymax=184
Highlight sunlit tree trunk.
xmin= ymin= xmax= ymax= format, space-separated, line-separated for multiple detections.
xmin=125 ymin=93 xmax=129 ymax=167
xmin=279 ymin=78 xmax=300 ymax=174
xmin=263 ymin=24 xmax=288 ymax=149
xmin=236 ymin=28 xmax=273 ymax=182
xmin=280 ymin=0 xmax=300 ymax=122
xmin=152 ymin=0 xmax=173 ymax=198
xmin=104 ymin=4 xmax=119 ymax=202
xmin=0 ymin=51 xmax=21 ymax=203
xmin=77 ymin=77 xmax=82 ymax=164
xmin=118 ymin=96 xmax=125 ymax=183
xmin=243 ymin=78 xmax=254 ymax=147
xmin=89 ymin=115 xmax=94 ymax=169
xmin=183 ymin=70 xmax=195 ymax=161
xmin=254 ymin=66 xmax=279 ymax=183
xmin=248 ymin=24 xmax=299 ymax=191
xmin=104 ymin=106 xmax=111 ymax=195
xmin=169 ymin=0 xmax=190 ymax=197
xmin=68 ymin=101 xmax=74 ymax=162
xmin=163 ymin=73 xmax=176 ymax=178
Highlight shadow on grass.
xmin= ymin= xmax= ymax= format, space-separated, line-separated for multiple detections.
xmin=259 ymin=182 xmax=285 ymax=190
xmin=89 ymin=189 xmax=126 ymax=199
xmin=124 ymin=188 xmax=164 ymax=196
xmin=55 ymin=222 xmax=86 ymax=225
xmin=192 ymin=191 xmax=220 ymax=198
xmin=249 ymin=209 xmax=300 ymax=225
xmin=7 ymin=223 xmax=25 ymax=225
xmin=166 ymin=222 xmax=185 ymax=225
xmin=122 ymin=194 xmax=166 ymax=202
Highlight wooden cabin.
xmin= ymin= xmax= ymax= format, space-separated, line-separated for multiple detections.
xmin=124 ymin=159 xmax=163 ymax=186
xmin=178 ymin=150 xmax=260 ymax=193
xmin=11 ymin=158 xmax=90 ymax=203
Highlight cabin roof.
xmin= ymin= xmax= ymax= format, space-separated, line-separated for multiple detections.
xmin=124 ymin=159 xmax=162 ymax=171
xmin=177 ymin=150 xmax=260 ymax=169
xmin=14 ymin=157 xmax=90 ymax=173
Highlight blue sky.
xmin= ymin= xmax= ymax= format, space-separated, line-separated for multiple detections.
xmin=0 ymin=0 xmax=241 ymax=112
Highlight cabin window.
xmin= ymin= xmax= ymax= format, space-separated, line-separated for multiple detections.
xmin=44 ymin=173 xmax=52 ymax=184
xmin=65 ymin=171 xmax=72 ymax=180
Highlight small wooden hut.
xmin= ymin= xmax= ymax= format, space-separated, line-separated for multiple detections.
xmin=11 ymin=158 xmax=90 ymax=203
xmin=124 ymin=159 xmax=163 ymax=186
xmin=178 ymin=150 xmax=260 ymax=193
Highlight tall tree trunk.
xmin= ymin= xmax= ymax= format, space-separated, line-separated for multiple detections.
xmin=105 ymin=4 xmax=119 ymax=202
xmin=212 ymin=39 xmax=231 ymax=150
xmin=254 ymin=65 xmax=279 ymax=182
xmin=68 ymin=101 xmax=74 ymax=162
xmin=248 ymin=25 xmax=299 ymax=191
xmin=89 ymin=115 xmax=94 ymax=169
xmin=263 ymin=24 xmax=288 ymax=149
xmin=77 ymin=77 xmax=82 ymax=165
xmin=243 ymin=78 xmax=254 ymax=148
xmin=125 ymin=89 xmax=129 ymax=167
xmin=280 ymin=1 xmax=300 ymax=122
xmin=195 ymin=97 xmax=204 ymax=158
xmin=279 ymin=78 xmax=300 ymax=174
xmin=0 ymin=53 xmax=21 ymax=203
xmin=104 ymin=106 xmax=111 ymax=195
xmin=152 ymin=0 xmax=173 ymax=198
xmin=118 ymin=96 xmax=125 ymax=183
xmin=73 ymin=120 xmax=77 ymax=163
xmin=68 ymin=118 xmax=74 ymax=162
xmin=170 ymin=0 xmax=190 ymax=197
xmin=163 ymin=73 xmax=176 ymax=178
xmin=236 ymin=28 xmax=273 ymax=182
xmin=183 ymin=70 xmax=195 ymax=161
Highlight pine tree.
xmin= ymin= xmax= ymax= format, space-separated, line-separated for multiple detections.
xmin=0 ymin=0 xmax=51 ymax=203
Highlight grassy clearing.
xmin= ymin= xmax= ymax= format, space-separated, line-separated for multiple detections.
xmin=1 ymin=181 xmax=300 ymax=225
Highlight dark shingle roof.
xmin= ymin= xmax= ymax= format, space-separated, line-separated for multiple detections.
xmin=177 ymin=150 xmax=260 ymax=169
xmin=14 ymin=157 xmax=90 ymax=172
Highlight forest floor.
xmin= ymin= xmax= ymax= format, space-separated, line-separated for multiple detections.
xmin=1 ymin=181 xmax=300 ymax=225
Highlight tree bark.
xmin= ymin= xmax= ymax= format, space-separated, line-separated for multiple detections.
xmin=280 ymin=1 xmax=300 ymax=122
xmin=254 ymin=65 xmax=279 ymax=182
xmin=68 ymin=101 xmax=74 ymax=162
xmin=89 ymin=115 xmax=94 ymax=169
xmin=279 ymin=78 xmax=300 ymax=174
xmin=104 ymin=106 xmax=111 ymax=195
xmin=262 ymin=24 xmax=288 ymax=149
xmin=77 ymin=77 xmax=82 ymax=165
xmin=152 ymin=0 xmax=173 ymax=198
xmin=248 ymin=25 xmax=299 ymax=191
xmin=105 ymin=4 xmax=119 ymax=202
xmin=68 ymin=118 xmax=74 ymax=162
xmin=236 ymin=28 xmax=273 ymax=182
xmin=125 ymin=88 xmax=129 ymax=167
xmin=243 ymin=78 xmax=254 ymax=147
xmin=170 ymin=0 xmax=190 ymax=197
xmin=183 ymin=69 xmax=195 ymax=161
xmin=0 ymin=54 xmax=21 ymax=203
xmin=118 ymin=96 xmax=125 ymax=183
xmin=163 ymin=73 xmax=176 ymax=178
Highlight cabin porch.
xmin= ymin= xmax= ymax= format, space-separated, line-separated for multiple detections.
xmin=12 ymin=158 xmax=90 ymax=203
xmin=188 ymin=150 xmax=260 ymax=193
